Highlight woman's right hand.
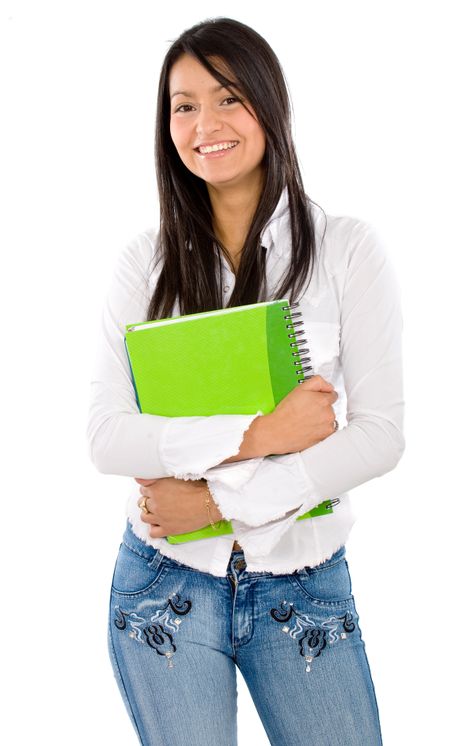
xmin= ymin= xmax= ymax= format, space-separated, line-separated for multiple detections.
xmin=222 ymin=375 xmax=338 ymax=463
xmin=259 ymin=375 xmax=338 ymax=455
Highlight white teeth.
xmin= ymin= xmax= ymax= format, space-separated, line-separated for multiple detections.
xmin=198 ymin=142 xmax=238 ymax=154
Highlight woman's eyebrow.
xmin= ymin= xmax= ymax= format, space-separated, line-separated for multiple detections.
xmin=170 ymin=83 xmax=239 ymax=99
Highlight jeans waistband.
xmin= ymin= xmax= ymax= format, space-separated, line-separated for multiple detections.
xmin=122 ymin=520 xmax=346 ymax=577
xmin=122 ymin=520 xmax=160 ymax=561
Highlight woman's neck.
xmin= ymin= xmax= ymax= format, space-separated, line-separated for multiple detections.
xmin=208 ymin=178 xmax=263 ymax=274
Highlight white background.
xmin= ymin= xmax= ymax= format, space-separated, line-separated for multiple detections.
xmin=1 ymin=1 xmax=448 ymax=743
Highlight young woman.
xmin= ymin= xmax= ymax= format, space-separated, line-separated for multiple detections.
xmin=87 ymin=17 xmax=404 ymax=746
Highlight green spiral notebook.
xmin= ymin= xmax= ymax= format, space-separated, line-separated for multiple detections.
xmin=124 ymin=299 xmax=336 ymax=543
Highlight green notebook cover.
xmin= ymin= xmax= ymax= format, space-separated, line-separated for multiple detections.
xmin=124 ymin=299 xmax=333 ymax=543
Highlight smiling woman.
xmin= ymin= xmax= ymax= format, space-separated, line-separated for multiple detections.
xmin=169 ymin=54 xmax=266 ymax=200
xmin=87 ymin=15 xmax=403 ymax=746
xmin=168 ymin=53 xmax=267 ymax=271
xmin=150 ymin=19 xmax=318 ymax=299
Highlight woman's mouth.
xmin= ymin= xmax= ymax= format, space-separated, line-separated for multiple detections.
xmin=195 ymin=141 xmax=239 ymax=157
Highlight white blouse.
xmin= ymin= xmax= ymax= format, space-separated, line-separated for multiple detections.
xmin=86 ymin=189 xmax=405 ymax=577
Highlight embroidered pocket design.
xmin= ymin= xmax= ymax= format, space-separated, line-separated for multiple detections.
xmin=270 ymin=601 xmax=356 ymax=672
xmin=114 ymin=592 xmax=193 ymax=669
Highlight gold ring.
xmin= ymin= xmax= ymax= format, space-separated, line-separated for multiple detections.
xmin=139 ymin=496 xmax=150 ymax=514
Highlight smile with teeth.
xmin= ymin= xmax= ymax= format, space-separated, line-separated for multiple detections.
xmin=197 ymin=141 xmax=239 ymax=154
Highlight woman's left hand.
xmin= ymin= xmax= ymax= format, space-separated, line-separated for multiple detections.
xmin=135 ymin=477 xmax=224 ymax=539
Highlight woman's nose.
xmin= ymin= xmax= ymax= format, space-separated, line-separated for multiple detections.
xmin=195 ymin=105 xmax=222 ymax=138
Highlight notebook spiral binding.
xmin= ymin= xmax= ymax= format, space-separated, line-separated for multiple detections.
xmin=281 ymin=301 xmax=313 ymax=383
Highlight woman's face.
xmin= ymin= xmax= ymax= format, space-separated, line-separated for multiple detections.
xmin=169 ymin=54 xmax=266 ymax=195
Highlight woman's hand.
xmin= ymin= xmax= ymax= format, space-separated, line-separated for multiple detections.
xmin=135 ymin=477 xmax=224 ymax=539
xmin=223 ymin=375 xmax=338 ymax=463
xmin=261 ymin=375 xmax=339 ymax=455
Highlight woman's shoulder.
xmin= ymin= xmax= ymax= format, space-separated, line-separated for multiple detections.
xmin=309 ymin=202 xmax=388 ymax=274
xmin=114 ymin=226 xmax=162 ymax=286
xmin=121 ymin=225 xmax=161 ymax=265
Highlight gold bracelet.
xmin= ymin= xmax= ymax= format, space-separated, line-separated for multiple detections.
xmin=204 ymin=482 xmax=222 ymax=530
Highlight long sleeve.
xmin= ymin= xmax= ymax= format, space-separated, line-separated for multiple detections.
xmin=86 ymin=231 xmax=261 ymax=479
xmin=204 ymin=220 xmax=405 ymax=555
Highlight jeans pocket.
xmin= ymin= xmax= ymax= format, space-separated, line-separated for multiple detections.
xmin=287 ymin=548 xmax=354 ymax=608
xmin=111 ymin=541 xmax=168 ymax=597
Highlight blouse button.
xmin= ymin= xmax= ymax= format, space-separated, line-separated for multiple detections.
xmin=224 ymin=285 xmax=230 ymax=292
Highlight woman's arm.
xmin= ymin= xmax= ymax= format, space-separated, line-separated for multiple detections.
xmin=222 ymin=375 xmax=338 ymax=462
xmin=86 ymin=231 xmax=264 ymax=478
xmin=298 ymin=220 xmax=405 ymax=493
xmin=200 ymin=220 xmax=405 ymax=552
xmin=87 ymin=231 xmax=339 ymax=480
xmin=131 ymin=378 xmax=339 ymax=539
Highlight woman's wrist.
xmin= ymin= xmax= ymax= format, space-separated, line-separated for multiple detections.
xmin=201 ymin=479 xmax=224 ymax=526
xmin=221 ymin=413 xmax=273 ymax=463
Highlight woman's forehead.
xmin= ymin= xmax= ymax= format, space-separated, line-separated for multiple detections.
xmin=169 ymin=54 xmax=238 ymax=93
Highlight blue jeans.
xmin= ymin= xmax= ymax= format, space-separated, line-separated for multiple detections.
xmin=108 ymin=521 xmax=383 ymax=745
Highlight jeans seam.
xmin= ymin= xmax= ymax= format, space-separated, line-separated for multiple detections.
xmin=287 ymin=574 xmax=354 ymax=608
xmin=306 ymin=553 xmax=346 ymax=576
xmin=357 ymin=631 xmax=384 ymax=745
xmin=122 ymin=537 xmax=158 ymax=562
xmin=111 ymin=561 xmax=169 ymax=599
xmin=108 ymin=618 xmax=145 ymax=745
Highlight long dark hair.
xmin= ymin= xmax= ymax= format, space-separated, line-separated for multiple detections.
xmin=147 ymin=17 xmax=322 ymax=320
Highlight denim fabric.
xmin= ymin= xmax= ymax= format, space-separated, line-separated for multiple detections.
xmin=108 ymin=521 xmax=383 ymax=746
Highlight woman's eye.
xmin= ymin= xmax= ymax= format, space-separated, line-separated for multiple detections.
xmin=222 ymin=96 xmax=241 ymax=106
xmin=174 ymin=104 xmax=194 ymax=113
